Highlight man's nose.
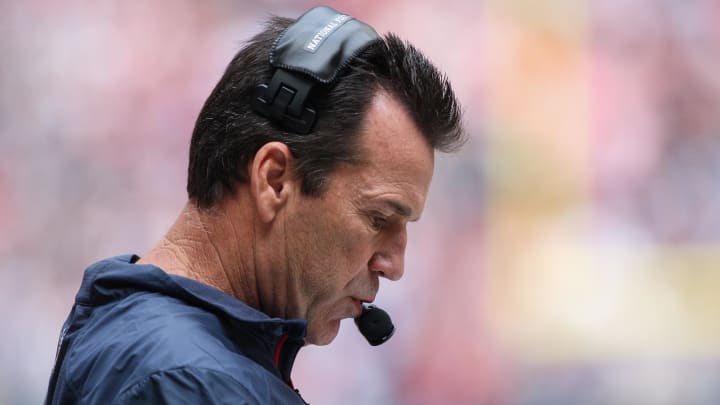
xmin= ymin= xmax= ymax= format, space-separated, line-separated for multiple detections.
xmin=369 ymin=225 xmax=407 ymax=281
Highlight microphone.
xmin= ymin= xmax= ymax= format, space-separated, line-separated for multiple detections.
xmin=354 ymin=304 xmax=395 ymax=346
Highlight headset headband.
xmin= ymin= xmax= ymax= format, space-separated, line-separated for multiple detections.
xmin=252 ymin=6 xmax=380 ymax=134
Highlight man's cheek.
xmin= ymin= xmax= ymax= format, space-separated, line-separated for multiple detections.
xmin=337 ymin=229 xmax=370 ymax=264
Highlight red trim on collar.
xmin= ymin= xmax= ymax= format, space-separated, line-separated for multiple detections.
xmin=273 ymin=334 xmax=296 ymax=388
xmin=274 ymin=334 xmax=288 ymax=367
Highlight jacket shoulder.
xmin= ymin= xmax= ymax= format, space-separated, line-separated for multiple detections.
xmin=64 ymin=292 xmax=276 ymax=403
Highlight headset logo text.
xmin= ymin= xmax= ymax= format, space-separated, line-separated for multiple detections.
xmin=305 ymin=14 xmax=352 ymax=53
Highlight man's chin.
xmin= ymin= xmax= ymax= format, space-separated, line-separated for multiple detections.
xmin=305 ymin=318 xmax=341 ymax=346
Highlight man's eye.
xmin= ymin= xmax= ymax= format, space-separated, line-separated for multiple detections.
xmin=371 ymin=216 xmax=388 ymax=230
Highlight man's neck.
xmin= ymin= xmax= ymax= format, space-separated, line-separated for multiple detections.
xmin=136 ymin=200 xmax=261 ymax=309
xmin=137 ymin=195 xmax=304 ymax=322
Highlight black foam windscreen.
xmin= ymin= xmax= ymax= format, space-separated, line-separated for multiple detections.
xmin=354 ymin=304 xmax=395 ymax=346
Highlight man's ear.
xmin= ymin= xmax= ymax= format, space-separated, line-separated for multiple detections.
xmin=249 ymin=142 xmax=296 ymax=223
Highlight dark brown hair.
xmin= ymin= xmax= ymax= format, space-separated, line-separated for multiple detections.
xmin=187 ymin=16 xmax=464 ymax=207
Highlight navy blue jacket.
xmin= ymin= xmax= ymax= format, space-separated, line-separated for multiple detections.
xmin=45 ymin=255 xmax=309 ymax=404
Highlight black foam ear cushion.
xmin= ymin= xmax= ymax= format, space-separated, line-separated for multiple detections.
xmin=270 ymin=6 xmax=380 ymax=84
xmin=253 ymin=6 xmax=381 ymax=134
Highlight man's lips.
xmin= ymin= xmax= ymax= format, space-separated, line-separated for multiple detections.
xmin=351 ymin=296 xmax=375 ymax=317
xmin=354 ymin=295 xmax=375 ymax=304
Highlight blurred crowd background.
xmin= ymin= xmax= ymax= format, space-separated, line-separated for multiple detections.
xmin=2 ymin=0 xmax=720 ymax=404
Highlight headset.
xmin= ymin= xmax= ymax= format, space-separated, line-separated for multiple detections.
xmin=252 ymin=6 xmax=395 ymax=346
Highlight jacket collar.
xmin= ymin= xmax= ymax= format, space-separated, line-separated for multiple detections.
xmin=76 ymin=254 xmax=307 ymax=382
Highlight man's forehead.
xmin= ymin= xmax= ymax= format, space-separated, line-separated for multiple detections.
xmin=357 ymin=92 xmax=435 ymax=171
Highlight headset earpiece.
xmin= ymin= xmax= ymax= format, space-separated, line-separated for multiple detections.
xmin=252 ymin=6 xmax=380 ymax=134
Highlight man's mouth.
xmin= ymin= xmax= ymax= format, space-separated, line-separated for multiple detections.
xmin=351 ymin=296 xmax=375 ymax=317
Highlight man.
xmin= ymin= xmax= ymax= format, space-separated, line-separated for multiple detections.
xmin=46 ymin=6 xmax=463 ymax=404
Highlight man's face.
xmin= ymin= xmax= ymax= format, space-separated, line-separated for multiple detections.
xmin=285 ymin=91 xmax=435 ymax=345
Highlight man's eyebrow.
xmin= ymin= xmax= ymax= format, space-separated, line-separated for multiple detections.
xmin=385 ymin=200 xmax=421 ymax=222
